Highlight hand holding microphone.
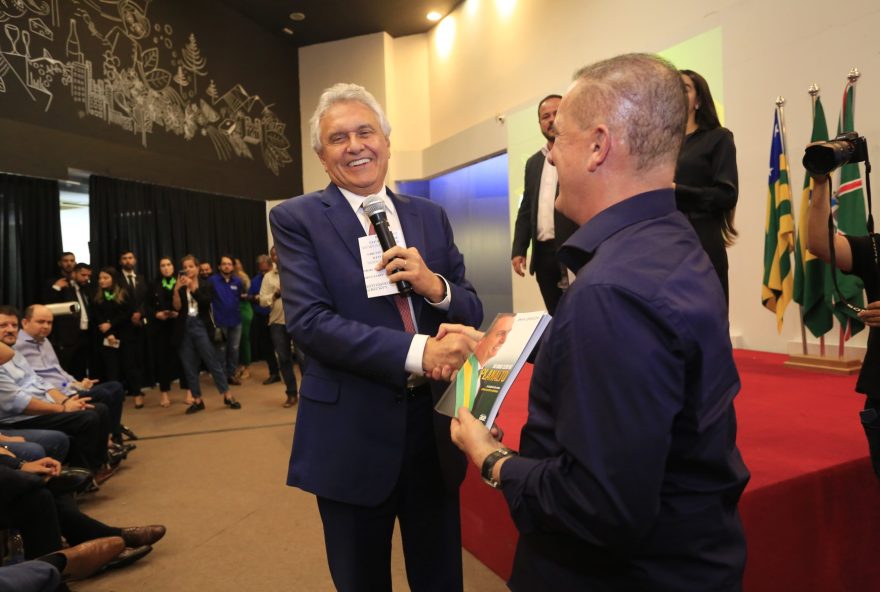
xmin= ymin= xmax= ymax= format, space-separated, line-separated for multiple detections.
xmin=363 ymin=195 xmax=412 ymax=295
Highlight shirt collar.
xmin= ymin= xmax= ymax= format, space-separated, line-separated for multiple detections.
xmin=338 ymin=186 xmax=397 ymax=220
xmin=15 ymin=330 xmax=41 ymax=347
xmin=559 ymin=188 xmax=677 ymax=273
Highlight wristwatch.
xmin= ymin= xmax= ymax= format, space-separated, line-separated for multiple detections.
xmin=481 ymin=447 xmax=517 ymax=489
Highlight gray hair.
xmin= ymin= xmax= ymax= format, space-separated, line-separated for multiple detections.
xmin=256 ymin=254 xmax=270 ymax=266
xmin=309 ymin=83 xmax=392 ymax=153
xmin=570 ymin=53 xmax=687 ymax=171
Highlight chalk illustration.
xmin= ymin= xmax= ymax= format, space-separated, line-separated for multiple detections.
xmin=0 ymin=0 xmax=293 ymax=175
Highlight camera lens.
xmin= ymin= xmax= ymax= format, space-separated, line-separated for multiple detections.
xmin=803 ymin=140 xmax=856 ymax=176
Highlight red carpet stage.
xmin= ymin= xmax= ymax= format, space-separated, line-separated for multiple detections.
xmin=460 ymin=349 xmax=880 ymax=591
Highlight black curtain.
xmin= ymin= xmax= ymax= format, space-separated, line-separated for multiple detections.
xmin=0 ymin=174 xmax=62 ymax=309
xmin=88 ymin=176 xmax=269 ymax=277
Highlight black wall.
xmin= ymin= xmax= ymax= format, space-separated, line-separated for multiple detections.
xmin=0 ymin=0 xmax=301 ymax=199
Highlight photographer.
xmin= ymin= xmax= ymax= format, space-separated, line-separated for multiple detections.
xmin=806 ymin=174 xmax=880 ymax=478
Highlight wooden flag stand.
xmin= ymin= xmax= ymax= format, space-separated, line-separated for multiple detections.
xmin=784 ymin=352 xmax=862 ymax=375
xmin=786 ymin=323 xmax=862 ymax=376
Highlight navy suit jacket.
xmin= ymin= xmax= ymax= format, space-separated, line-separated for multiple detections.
xmin=269 ymin=183 xmax=483 ymax=506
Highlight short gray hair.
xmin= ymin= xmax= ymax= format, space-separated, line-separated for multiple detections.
xmin=309 ymin=83 xmax=392 ymax=153
xmin=570 ymin=53 xmax=687 ymax=171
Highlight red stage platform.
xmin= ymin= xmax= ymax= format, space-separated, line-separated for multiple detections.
xmin=460 ymin=349 xmax=880 ymax=590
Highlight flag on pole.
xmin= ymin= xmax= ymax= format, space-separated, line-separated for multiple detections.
xmin=793 ymin=96 xmax=833 ymax=337
xmin=762 ymin=108 xmax=795 ymax=332
xmin=828 ymin=77 xmax=866 ymax=338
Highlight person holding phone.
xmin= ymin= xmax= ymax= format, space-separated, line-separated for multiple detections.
xmin=172 ymin=255 xmax=238 ymax=414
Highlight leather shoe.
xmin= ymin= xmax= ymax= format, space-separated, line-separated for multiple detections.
xmin=52 ymin=536 xmax=125 ymax=580
xmin=263 ymin=374 xmax=281 ymax=385
xmin=223 ymin=396 xmax=241 ymax=410
xmin=119 ymin=424 xmax=139 ymax=441
xmin=101 ymin=545 xmax=153 ymax=572
xmin=121 ymin=525 xmax=166 ymax=547
xmin=46 ymin=468 xmax=93 ymax=496
xmin=185 ymin=400 xmax=205 ymax=414
xmin=107 ymin=448 xmax=128 ymax=467
xmin=283 ymin=395 xmax=298 ymax=408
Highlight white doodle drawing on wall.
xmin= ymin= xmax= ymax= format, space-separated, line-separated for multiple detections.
xmin=0 ymin=0 xmax=293 ymax=176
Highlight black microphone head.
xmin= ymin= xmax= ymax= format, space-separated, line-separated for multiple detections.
xmin=363 ymin=195 xmax=386 ymax=219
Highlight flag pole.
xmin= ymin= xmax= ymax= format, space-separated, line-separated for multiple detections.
xmin=805 ymin=85 xmax=820 ymax=356
xmin=837 ymin=68 xmax=861 ymax=358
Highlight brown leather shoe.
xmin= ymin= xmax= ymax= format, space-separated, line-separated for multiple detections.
xmin=56 ymin=536 xmax=125 ymax=580
xmin=121 ymin=525 xmax=167 ymax=547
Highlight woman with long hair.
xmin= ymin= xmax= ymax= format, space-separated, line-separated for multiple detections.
xmin=92 ymin=268 xmax=139 ymax=401
xmin=674 ymin=69 xmax=739 ymax=304
xmin=148 ymin=257 xmax=181 ymax=408
xmin=171 ymin=255 xmax=240 ymax=414
xmin=233 ymin=257 xmax=253 ymax=381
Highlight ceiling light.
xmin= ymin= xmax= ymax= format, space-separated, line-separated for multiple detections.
xmin=426 ymin=11 xmax=442 ymax=21
xmin=282 ymin=27 xmax=294 ymax=35
xmin=289 ymin=12 xmax=306 ymax=21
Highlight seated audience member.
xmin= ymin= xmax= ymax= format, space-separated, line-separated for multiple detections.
xmin=172 ymin=255 xmax=239 ymax=414
xmin=0 ymin=429 xmax=69 ymax=463
xmin=16 ymin=304 xmax=132 ymax=452
xmin=0 ymin=538 xmax=124 ymax=588
xmin=0 ymin=453 xmax=165 ymax=571
xmin=0 ymin=306 xmax=114 ymax=475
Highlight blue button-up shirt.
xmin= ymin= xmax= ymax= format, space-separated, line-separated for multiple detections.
xmin=15 ymin=330 xmax=77 ymax=395
xmin=500 ymin=189 xmax=750 ymax=591
xmin=209 ymin=274 xmax=243 ymax=328
xmin=249 ymin=273 xmax=270 ymax=316
xmin=0 ymin=350 xmax=57 ymax=423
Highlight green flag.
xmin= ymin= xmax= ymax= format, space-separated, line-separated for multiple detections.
xmin=828 ymin=79 xmax=866 ymax=338
xmin=793 ymin=96 xmax=833 ymax=337
xmin=762 ymin=108 xmax=795 ymax=332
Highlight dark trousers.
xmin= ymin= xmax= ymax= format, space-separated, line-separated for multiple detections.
xmin=84 ymin=382 xmax=125 ymax=438
xmin=252 ymin=314 xmax=278 ymax=375
xmin=269 ymin=323 xmax=297 ymax=397
xmin=0 ymin=487 xmax=118 ymax=559
xmin=7 ymin=407 xmax=107 ymax=471
xmin=56 ymin=330 xmax=91 ymax=380
xmin=861 ymin=397 xmax=880 ymax=479
xmin=316 ymin=389 xmax=463 ymax=592
xmin=533 ymin=240 xmax=566 ymax=316
xmin=152 ymin=319 xmax=180 ymax=392
xmin=179 ymin=317 xmax=228 ymax=398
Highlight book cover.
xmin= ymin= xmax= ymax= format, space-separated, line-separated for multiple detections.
xmin=434 ymin=311 xmax=550 ymax=426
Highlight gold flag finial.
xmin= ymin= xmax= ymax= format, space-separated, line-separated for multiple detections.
xmin=848 ymin=68 xmax=861 ymax=83
xmin=808 ymin=84 xmax=819 ymax=96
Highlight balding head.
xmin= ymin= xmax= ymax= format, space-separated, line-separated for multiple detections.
xmin=569 ymin=53 xmax=687 ymax=171
xmin=22 ymin=304 xmax=54 ymax=341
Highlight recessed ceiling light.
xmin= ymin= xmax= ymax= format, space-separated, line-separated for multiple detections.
xmin=289 ymin=12 xmax=306 ymax=21
xmin=426 ymin=11 xmax=442 ymax=21
xmin=282 ymin=27 xmax=294 ymax=35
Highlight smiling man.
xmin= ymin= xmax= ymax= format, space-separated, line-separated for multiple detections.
xmin=269 ymin=83 xmax=483 ymax=591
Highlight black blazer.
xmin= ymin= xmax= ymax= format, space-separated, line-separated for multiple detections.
xmin=511 ymin=149 xmax=578 ymax=274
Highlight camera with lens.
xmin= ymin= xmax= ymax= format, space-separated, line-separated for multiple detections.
xmin=803 ymin=131 xmax=869 ymax=176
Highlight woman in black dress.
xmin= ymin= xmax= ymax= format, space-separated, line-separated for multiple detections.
xmin=92 ymin=268 xmax=138 ymax=398
xmin=149 ymin=257 xmax=181 ymax=408
xmin=674 ymin=69 xmax=739 ymax=304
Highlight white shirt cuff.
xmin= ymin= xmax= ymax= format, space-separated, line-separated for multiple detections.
xmin=425 ymin=275 xmax=451 ymax=311
xmin=405 ymin=334 xmax=429 ymax=375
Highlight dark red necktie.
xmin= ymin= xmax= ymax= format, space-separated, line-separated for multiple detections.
xmin=369 ymin=219 xmax=416 ymax=334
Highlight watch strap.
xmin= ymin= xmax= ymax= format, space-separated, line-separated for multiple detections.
xmin=480 ymin=447 xmax=516 ymax=488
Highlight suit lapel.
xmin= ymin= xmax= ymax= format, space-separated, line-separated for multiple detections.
xmin=321 ymin=184 xmax=367 ymax=266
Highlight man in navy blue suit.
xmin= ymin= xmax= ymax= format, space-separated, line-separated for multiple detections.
xmin=452 ymin=54 xmax=749 ymax=591
xmin=270 ymin=83 xmax=483 ymax=591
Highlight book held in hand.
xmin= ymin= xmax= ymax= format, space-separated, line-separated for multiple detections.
xmin=434 ymin=311 xmax=550 ymax=426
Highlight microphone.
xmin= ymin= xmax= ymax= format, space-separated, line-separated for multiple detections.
xmin=363 ymin=195 xmax=413 ymax=295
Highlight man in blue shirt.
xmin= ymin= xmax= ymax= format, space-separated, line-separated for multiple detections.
xmin=452 ymin=53 xmax=749 ymax=591
xmin=209 ymin=255 xmax=244 ymax=385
